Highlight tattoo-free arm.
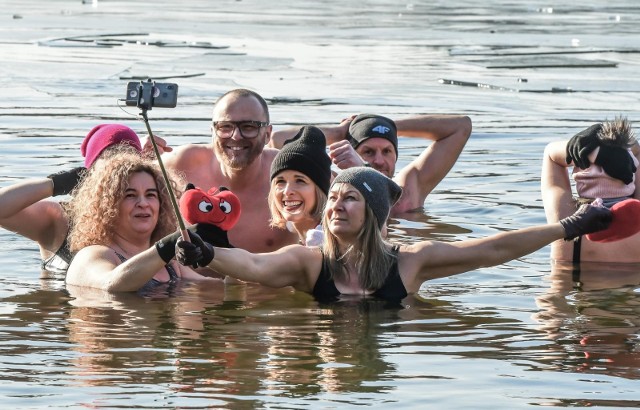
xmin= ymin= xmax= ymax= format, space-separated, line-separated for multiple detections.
xmin=0 ymin=178 xmax=67 ymax=250
xmin=541 ymin=141 xmax=575 ymax=224
xmin=393 ymin=114 xmax=472 ymax=211
xmin=407 ymin=223 xmax=565 ymax=289
xmin=204 ymin=245 xmax=320 ymax=292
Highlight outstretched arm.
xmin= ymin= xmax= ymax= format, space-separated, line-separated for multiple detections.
xmin=66 ymin=233 xmax=210 ymax=292
xmin=66 ymin=245 xmax=169 ymax=291
xmin=405 ymin=223 xmax=566 ymax=290
xmin=404 ymin=204 xmax=610 ymax=290
xmin=179 ymin=239 xmax=322 ymax=292
xmin=393 ymin=115 xmax=472 ymax=212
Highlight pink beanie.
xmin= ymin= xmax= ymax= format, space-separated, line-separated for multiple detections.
xmin=573 ymin=148 xmax=638 ymax=199
xmin=80 ymin=124 xmax=142 ymax=167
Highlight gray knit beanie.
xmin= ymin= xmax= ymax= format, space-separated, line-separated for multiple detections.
xmin=331 ymin=167 xmax=402 ymax=228
xmin=347 ymin=114 xmax=398 ymax=157
xmin=270 ymin=125 xmax=332 ymax=194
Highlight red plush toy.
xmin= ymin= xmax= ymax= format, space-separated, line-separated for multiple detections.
xmin=586 ymin=198 xmax=640 ymax=242
xmin=179 ymin=183 xmax=241 ymax=247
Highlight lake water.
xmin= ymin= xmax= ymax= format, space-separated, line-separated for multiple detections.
xmin=1 ymin=1 xmax=639 ymax=408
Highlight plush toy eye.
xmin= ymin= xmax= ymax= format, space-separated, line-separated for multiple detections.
xmin=219 ymin=200 xmax=232 ymax=214
xmin=198 ymin=200 xmax=213 ymax=213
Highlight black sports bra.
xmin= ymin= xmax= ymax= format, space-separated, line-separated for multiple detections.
xmin=313 ymin=245 xmax=408 ymax=303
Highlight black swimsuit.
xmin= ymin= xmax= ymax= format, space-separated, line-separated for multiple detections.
xmin=313 ymin=245 xmax=408 ymax=303
xmin=569 ymin=196 xmax=630 ymax=289
xmin=571 ymin=236 xmax=583 ymax=289
xmin=112 ymin=249 xmax=179 ymax=293
xmin=41 ymin=236 xmax=73 ymax=274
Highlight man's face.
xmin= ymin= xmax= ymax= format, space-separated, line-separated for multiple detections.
xmin=355 ymin=138 xmax=396 ymax=177
xmin=212 ymin=95 xmax=271 ymax=170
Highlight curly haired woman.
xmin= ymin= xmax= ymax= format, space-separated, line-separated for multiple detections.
xmin=66 ymin=151 xmax=211 ymax=292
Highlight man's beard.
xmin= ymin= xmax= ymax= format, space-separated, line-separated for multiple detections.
xmin=214 ymin=138 xmax=264 ymax=170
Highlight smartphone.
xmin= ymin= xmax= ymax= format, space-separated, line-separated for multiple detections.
xmin=125 ymin=81 xmax=178 ymax=109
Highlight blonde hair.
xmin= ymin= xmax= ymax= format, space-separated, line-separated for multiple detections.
xmin=321 ymin=205 xmax=395 ymax=291
xmin=68 ymin=151 xmax=183 ymax=252
xmin=268 ymin=181 xmax=327 ymax=230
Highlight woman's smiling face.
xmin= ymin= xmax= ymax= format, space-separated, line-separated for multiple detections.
xmin=272 ymin=170 xmax=318 ymax=224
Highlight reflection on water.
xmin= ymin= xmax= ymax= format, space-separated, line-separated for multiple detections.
xmin=1 ymin=271 xmax=640 ymax=407
xmin=534 ymin=263 xmax=640 ymax=384
xmin=1 ymin=0 xmax=640 ymax=408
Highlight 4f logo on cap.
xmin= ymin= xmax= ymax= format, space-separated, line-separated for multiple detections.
xmin=371 ymin=125 xmax=390 ymax=134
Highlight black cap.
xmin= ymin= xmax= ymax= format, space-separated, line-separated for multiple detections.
xmin=331 ymin=167 xmax=402 ymax=228
xmin=347 ymin=114 xmax=398 ymax=157
xmin=270 ymin=126 xmax=332 ymax=194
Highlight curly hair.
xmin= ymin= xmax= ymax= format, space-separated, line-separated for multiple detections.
xmin=68 ymin=151 xmax=184 ymax=253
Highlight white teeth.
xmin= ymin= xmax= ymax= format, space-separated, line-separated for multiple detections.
xmin=284 ymin=201 xmax=302 ymax=207
xmin=228 ymin=146 xmax=243 ymax=151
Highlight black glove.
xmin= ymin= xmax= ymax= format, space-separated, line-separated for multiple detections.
xmin=176 ymin=231 xmax=215 ymax=268
xmin=565 ymin=123 xmax=602 ymax=169
xmin=559 ymin=204 xmax=612 ymax=241
xmin=155 ymin=230 xmax=183 ymax=263
xmin=594 ymin=145 xmax=637 ymax=185
xmin=194 ymin=223 xmax=234 ymax=248
xmin=47 ymin=166 xmax=86 ymax=196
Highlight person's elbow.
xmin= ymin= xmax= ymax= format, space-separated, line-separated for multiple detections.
xmin=460 ymin=115 xmax=472 ymax=140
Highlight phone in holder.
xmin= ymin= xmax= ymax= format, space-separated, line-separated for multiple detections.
xmin=125 ymin=80 xmax=178 ymax=109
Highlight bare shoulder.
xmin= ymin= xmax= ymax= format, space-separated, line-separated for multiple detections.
xmin=286 ymin=244 xmax=324 ymax=290
xmin=271 ymin=244 xmax=323 ymax=274
xmin=66 ymin=245 xmax=119 ymax=286
xmin=397 ymin=240 xmax=444 ymax=271
xmin=278 ymin=243 xmax=322 ymax=259
xmin=398 ymin=240 xmax=436 ymax=258
xmin=261 ymin=146 xmax=280 ymax=162
xmin=397 ymin=240 xmax=451 ymax=291
xmin=163 ymin=143 xmax=214 ymax=168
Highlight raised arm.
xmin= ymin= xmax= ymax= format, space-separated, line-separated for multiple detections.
xmin=0 ymin=167 xmax=82 ymax=252
xmin=269 ymin=118 xmax=352 ymax=149
xmin=140 ymin=133 xmax=173 ymax=155
xmin=632 ymin=141 xmax=640 ymax=199
xmin=541 ymin=141 xmax=575 ymax=224
xmin=393 ymin=115 xmax=472 ymax=212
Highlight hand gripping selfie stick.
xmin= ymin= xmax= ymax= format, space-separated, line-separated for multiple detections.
xmin=134 ymin=80 xmax=189 ymax=242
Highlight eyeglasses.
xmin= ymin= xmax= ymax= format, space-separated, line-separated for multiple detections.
xmin=213 ymin=120 xmax=269 ymax=139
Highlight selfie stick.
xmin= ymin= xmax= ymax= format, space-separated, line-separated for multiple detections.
xmin=136 ymin=85 xmax=189 ymax=242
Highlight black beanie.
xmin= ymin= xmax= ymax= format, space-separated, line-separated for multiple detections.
xmin=347 ymin=114 xmax=398 ymax=157
xmin=331 ymin=167 xmax=402 ymax=228
xmin=270 ymin=126 xmax=332 ymax=194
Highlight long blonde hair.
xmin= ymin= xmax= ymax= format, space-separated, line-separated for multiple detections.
xmin=68 ymin=151 xmax=182 ymax=252
xmin=321 ymin=205 xmax=395 ymax=291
